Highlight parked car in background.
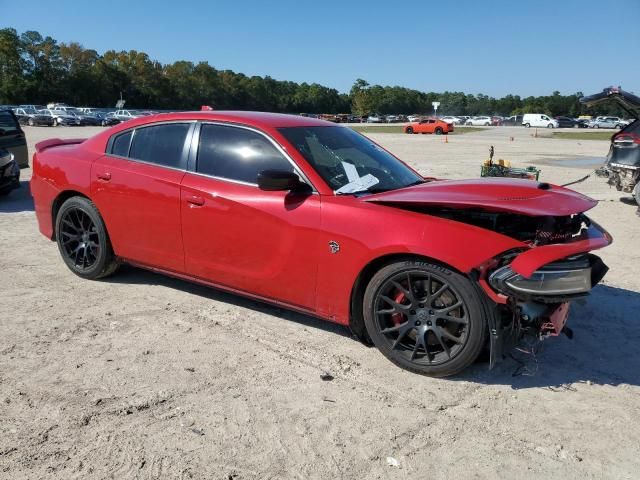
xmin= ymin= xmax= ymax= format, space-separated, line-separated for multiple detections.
xmin=366 ymin=114 xmax=383 ymax=123
xmin=97 ymin=112 xmax=121 ymax=126
xmin=113 ymin=110 xmax=143 ymax=121
xmin=404 ymin=118 xmax=453 ymax=134
xmin=407 ymin=115 xmax=422 ymax=123
xmin=18 ymin=104 xmax=45 ymax=112
xmin=71 ymin=109 xmax=103 ymax=126
xmin=39 ymin=109 xmax=81 ymax=126
xmin=29 ymin=111 xmax=612 ymax=377
xmin=490 ymin=116 xmax=503 ymax=126
xmin=440 ymin=116 xmax=462 ymax=125
xmin=13 ymin=107 xmax=55 ymax=126
xmin=385 ymin=115 xmax=400 ymax=123
xmin=0 ymin=109 xmax=28 ymax=169
xmin=555 ymin=116 xmax=579 ymax=128
xmin=590 ymin=117 xmax=626 ymax=129
xmin=466 ymin=116 xmax=492 ymax=126
xmin=501 ymin=115 xmax=523 ymax=126
xmin=575 ymin=118 xmax=590 ymax=128
xmin=522 ymin=114 xmax=558 ymax=128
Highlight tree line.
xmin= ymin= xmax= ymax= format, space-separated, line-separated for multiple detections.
xmin=0 ymin=28 xmax=629 ymax=118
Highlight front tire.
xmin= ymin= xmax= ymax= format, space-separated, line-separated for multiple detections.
xmin=434 ymin=127 xmax=443 ymax=135
xmin=55 ymin=197 xmax=119 ymax=280
xmin=363 ymin=260 xmax=487 ymax=377
xmin=405 ymin=127 xmax=414 ymax=134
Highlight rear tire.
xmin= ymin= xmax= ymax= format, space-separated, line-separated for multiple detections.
xmin=55 ymin=197 xmax=119 ymax=280
xmin=634 ymin=184 xmax=640 ymax=206
xmin=363 ymin=260 xmax=487 ymax=377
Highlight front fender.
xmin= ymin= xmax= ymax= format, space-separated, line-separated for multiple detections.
xmin=315 ymin=198 xmax=525 ymax=324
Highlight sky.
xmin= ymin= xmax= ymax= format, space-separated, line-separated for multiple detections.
xmin=2 ymin=0 xmax=638 ymax=97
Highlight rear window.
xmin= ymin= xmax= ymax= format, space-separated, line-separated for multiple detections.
xmin=128 ymin=123 xmax=190 ymax=169
xmin=0 ymin=111 xmax=19 ymax=134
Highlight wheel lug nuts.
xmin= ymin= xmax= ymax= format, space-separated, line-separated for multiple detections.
xmin=410 ymin=310 xmax=416 ymax=315
xmin=419 ymin=304 xmax=424 ymax=308
xmin=427 ymin=320 xmax=432 ymax=326
xmin=429 ymin=310 xmax=434 ymax=315
xmin=415 ymin=320 xmax=421 ymax=326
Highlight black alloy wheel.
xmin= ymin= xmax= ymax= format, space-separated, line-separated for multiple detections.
xmin=363 ymin=260 xmax=487 ymax=377
xmin=435 ymin=127 xmax=443 ymax=135
xmin=406 ymin=127 xmax=414 ymax=134
xmin=55 ymin=197 xmax=119 ymax=279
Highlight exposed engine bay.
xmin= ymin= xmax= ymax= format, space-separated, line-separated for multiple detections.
xmin=419 ymin=207 xmax=590 ymax=245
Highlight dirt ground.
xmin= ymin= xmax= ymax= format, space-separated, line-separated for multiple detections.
xmin=1 ymin=125 xmax=638 ymax=479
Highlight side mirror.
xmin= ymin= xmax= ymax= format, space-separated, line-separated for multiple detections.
xmin=257 ymin=170 xmax=307 ymax=192
xmin=0 ymin=149 xmax=15 ymax=168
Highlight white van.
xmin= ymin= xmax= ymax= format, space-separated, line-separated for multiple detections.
xmin=522 ymin=114 xmax=559 ymax=128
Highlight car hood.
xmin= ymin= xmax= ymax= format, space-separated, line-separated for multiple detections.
xmin=362 ymin=178 xmax=597 ymax=216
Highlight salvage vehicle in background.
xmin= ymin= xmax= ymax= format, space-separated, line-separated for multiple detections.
xmin=405 ymin=117 xmax=453 ymax=135
xmin=0 ymin=109 xmax=28 ymax=169
xmin=440 ymin=116 xmax=462 ymax=125
xmin=14 ymin=107 xmax=55 ymax=126
xmin=98 ymin=112 xmax=121 ymax=126
xmin=522 ymin=114 xmax=558 ymax=128
xmin=38 ymin=109 xmax=81 ymax=126
xmin=30 ymin=111 xmax=611 ymax=377
xmin=555 ymin=116 xmax=579 ymax=128
xmin=582 ymin=87 xmax=640 ymax=205
xmin=589 ymin=116 xmax=625 ymax=129
xmin=466 ymin=116 xmax=492 ymax=126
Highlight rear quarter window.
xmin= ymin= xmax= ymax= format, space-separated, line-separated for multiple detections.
xmin=110 ymin=131 xmax=133 ymax=157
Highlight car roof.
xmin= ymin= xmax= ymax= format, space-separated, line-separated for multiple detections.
xmin=121 ymin=111 xmax=333 ymax=128
xmin=81 ymin=110 xmax=337 ymax=152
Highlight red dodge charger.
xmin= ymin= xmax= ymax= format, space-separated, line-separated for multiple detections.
xmin=31 ymin=111 xmax=611 ymax=376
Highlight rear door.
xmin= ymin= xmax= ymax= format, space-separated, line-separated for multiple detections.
xmin=180 ymin=123 xmax=321 ymax=310
xmin=91 ymin=122 xmax=194 ymax=273
xmin=0 ymin=110 xmax=28 ymax=168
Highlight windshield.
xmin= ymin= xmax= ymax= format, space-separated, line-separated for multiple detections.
xmin=278 ymin=126 xmax=423 ymax=194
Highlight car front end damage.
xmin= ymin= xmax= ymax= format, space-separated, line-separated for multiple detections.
xmin=472 ymin=215 xmax=611 ymax=368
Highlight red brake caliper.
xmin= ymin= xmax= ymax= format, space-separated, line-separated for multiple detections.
xmin=391 ymin=291 xmax=406 ymax=326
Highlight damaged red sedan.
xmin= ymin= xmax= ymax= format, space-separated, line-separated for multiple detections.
xmin=30 ymin=112 xmax=611 ymax=377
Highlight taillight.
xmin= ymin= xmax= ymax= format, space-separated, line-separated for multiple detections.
xmin=613 ymin=132 xmax=640 ymax=146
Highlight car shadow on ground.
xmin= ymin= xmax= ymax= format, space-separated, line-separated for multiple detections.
xmin=460 ymin=284 xmax=640 ymax=389
xmin=0 ymin=181 xmax=34 ymax=213
xmin=104 ymin=265 xmax=355 ymax=340
xmin=104 ymin=267 xmax=640 ymax=388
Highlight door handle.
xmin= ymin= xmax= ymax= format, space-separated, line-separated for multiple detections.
xmin=186 ymin=194 xmax=205 ymax=206
xmin=96 ymin=172 xmax=111 ymax=181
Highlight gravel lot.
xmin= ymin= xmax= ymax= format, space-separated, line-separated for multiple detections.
xmin=1 ymin=125 xmax=638 ymax=479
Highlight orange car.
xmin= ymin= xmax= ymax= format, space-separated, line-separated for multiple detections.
xmin=404 ymin=118 xmax=453 ymax=135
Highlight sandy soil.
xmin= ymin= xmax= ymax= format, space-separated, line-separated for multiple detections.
xmin=1 ymin=125 xmax=638 ymax=479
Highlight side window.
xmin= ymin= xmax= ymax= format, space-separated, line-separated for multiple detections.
xmin=196 ymin=124 xmax=293 ymax=184
xmin=0 ymin=111 xmax=19 ymax=134
xmin=129 ymin=123 xmax=190 ymax=168
xmin=110 ymin=131 xmax=133 ymax=157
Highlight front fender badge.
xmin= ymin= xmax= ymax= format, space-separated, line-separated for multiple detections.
xmin=329 ymin=240 xmax=340 ymax=254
